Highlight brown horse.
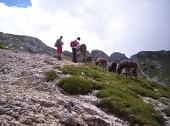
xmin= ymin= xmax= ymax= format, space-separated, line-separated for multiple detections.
xmin=95 ymin=57 xmax=107 ymax=69
xmin=76 ymin=44 xmax=87 ymax=63
xmin=108 ymin=62 xmax=117 ymax=72
xmin=117 ymin=61 xmax=138 ymax=79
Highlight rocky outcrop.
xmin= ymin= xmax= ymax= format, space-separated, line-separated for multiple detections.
xmin=130 ymin=50 xmax=170 ymax=86
xmin=0 ymin=49 xmax=128 ymax=126
xmin=110 ymin=52 xmax=128 ymax=62
xmin=0 ymin=32 xmax=56 ymax=56
xmin=91 ymin=50 xmax=109 ymax=61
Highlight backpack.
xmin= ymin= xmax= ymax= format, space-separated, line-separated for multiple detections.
xmin=54 ymin=41 xmax=59 ymax=47
xmin=70 ymin=40 xmax=76 ymax=47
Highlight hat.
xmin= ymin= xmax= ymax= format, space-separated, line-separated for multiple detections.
xmin=77 ymin=37 xmax=81 ymax=40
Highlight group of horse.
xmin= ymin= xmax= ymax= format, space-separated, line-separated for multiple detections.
xmin=95 ymin=57 xmax=138 ymax=79
xmin=75 ymin=44 xmax=138 ymax=79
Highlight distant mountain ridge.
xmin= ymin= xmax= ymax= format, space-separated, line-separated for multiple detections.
xmin=0 ymin=31 xmax=169 ymax=86
xmin=0 ymin=32 xmax=56 ymax=55
xmin=130 ymin=51 xmax=170 ymax=86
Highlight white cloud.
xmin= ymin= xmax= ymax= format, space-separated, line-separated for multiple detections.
xmin=0 ymin=0 xmax=170 ymax=58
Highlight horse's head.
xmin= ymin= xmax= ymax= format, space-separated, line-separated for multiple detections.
xmin=117 ymin=68 xmax=122 ymax=74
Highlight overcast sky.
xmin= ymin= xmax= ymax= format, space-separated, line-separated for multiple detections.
xmin=0 ymin=0 xmax=170 ymax=57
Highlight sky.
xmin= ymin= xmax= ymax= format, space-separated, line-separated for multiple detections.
xmin=0 ymin=0 xmax=170 ymax=58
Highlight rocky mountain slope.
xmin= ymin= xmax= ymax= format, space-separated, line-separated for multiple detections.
xmin=0 ymin=31 xmax=169 ymax=86
xmin=1 ymin=48 xmax=170 ymax=126
xmin=0 ymin=32 xmax=170 ymax=126
xmin=0 ymin=32 xmax=56 ymax=56
xmin=130 ymin=51 xmax=170 ymax=86
xmin=0 ymin=49 xmax=129 ymax=126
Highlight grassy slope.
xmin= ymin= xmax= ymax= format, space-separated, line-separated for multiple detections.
xmin=55 ymin=63 xmax=170 ymax=126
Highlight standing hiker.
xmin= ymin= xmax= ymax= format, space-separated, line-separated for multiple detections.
xmin=54 ymin=36 xmax=64 ymax=60
xmin=70 ymin=37 xmax=80 ymax=63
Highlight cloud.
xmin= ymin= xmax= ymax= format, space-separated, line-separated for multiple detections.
xmin=0 ymin=0 xmax=170 ymax=58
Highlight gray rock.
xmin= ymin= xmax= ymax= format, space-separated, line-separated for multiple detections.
xmin=91 ymin=50 xmax=109 ymax=61
xmin=0 ymin=48 xmax=130 ymax=126
xmin=110 ymin=52 xmax=128 ymax=61
xmin=0 ymin=98 xmax=8 ymax=104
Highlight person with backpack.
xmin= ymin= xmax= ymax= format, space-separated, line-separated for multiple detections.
xmin=71 ymin=37 xmax=80 ymax=63
xmin=54 ymin=36 xmax=64 ymax=60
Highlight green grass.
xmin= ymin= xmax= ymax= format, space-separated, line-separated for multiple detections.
xmin=54 ymin=66 xmax=61 ymax=69
xmin=56 ymin=63 xmax=170 ymax=126
xmin=0 ymin=42 xmax=7 ymax=49
xmin=0 ymin=41 xmax=19 ymax=49
xmin=162 ymin=107 xmax=170 ymax=117
xmin=58 ymin=76 xmax=103 ymax=95
xmin=46 ymin=69 xmax=57 ymax=82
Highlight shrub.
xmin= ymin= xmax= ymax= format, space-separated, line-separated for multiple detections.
xmin=162 ymin=107 xmax=170 ymax=117
xmin=54 ymin=66 xmax=61 ymax=69
xmin=46 ymin=69 xmax=57 ymax=82
xmin=0 ymin=42 xmax=6 ymax=49
xmin=60 ymin=64 xmax=105 ymax=82
xmin=58 ymin=76 xmax=102 ymax=95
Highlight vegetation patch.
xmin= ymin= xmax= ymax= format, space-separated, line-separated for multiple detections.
xmin=58 ymin=75 xmax=102 ymax=95
xmin=58 ymin=63 xmax=170 ymax=126
xmin=54 ymin=66 xmax=61 ymax=69
xmin=162 ymin=107 xmax=170 ymax=117
xmin=0 ymin=42 xmax=7 ymax=49
xmin=150 ymin=81 xmax=170 ymax=98
xmin=60 ymin=63 xmax=106 ymax=82
xmin=46 ymin=69 xmax=57 ymax=82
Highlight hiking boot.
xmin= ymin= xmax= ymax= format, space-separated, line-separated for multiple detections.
xmin=58 ymin=56 xmax=62 ymax=60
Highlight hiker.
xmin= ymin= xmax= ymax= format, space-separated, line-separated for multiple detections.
xmin=71 ymin=37 xmax=80 ymax=63
xmin=55 ymin=36 xmax=64 ymax=60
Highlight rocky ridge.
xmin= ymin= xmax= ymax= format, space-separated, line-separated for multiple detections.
xmin=0 ymin=49 xmax=129 ymax=126
xmin=0 ymin=32 xmax=56 ymax=56
xmin=130 ymin=50 xmax=170 ymax=86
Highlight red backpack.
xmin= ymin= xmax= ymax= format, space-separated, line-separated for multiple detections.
xmin=70 ymin=40 xmax=76 ymax=47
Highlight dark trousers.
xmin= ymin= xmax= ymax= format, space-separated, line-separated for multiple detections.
xmin=72 ymin=48 xmax=76 ymax=62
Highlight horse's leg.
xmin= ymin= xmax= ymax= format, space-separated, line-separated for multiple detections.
xmin=135 ymin=68 xmax=137 ymax=79
xmin=83 ymin=53 xmax=86 ymax=63
xmin=129 ymin=70 xmax=132 ymax=78
xmin=76 ymin=54 xmax=78 ymax=62
xmin=126 ymin=69 xmax=128 ymax=77
xmin=130 ymin=71 xmax=132 ymax=78
xmin=127 ymin=68 xmax=131 ymax=78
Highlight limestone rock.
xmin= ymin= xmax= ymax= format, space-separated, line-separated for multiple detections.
xmin=0 ymin=48 xmax=128 ymax=126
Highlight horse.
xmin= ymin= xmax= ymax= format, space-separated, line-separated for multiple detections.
xmin=95 ymin=57 xmax=107 ymax=69
xmin=108 ymin=62 xmax=117 ymax=72
xmin=116 ymin=61 xmax=138 ymax=79
xmin=76 ymin=44 xmax=87 ymax=63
